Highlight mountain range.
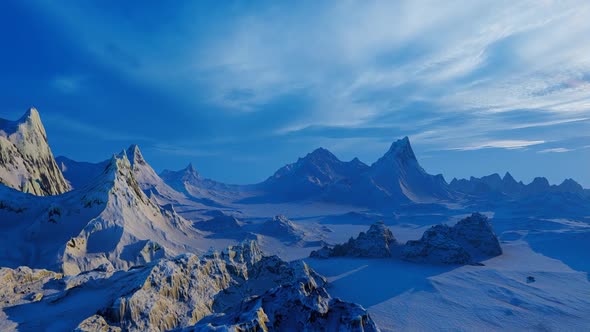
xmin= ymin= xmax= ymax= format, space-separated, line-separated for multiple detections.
xmin=2 ymin=108 xmax=587 ymax=208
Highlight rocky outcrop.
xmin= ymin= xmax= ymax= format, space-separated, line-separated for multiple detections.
xmin=401 ymin=213 xmax=502 ymax=264
xmin=0 ymin=266 xmax=62 ymax=308
xmin=186 ymin=276 xmax=379 ymax=332
xmin=0 ymin=241 xmax=379 ymax=331
xmin=401 ymin=225 xmax=472 ymax=264
xmin=75 ymin=315 xmax=121 ymax=332
xmin=0 ymin=108 xmax=70 ymax=195
xmin=311 ymin=221 xmax=398 ymax=258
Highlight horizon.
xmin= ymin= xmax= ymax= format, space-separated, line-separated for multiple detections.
xmin=4 ymin=106 xmax=586 ymax=189
xmin=1 ymin=1 xmax=589 ymax=186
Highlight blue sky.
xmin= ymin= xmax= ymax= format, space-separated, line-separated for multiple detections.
xmin=1 ymin=0 xmax=589 ymax=186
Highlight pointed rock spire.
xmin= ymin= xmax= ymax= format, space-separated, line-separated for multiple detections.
xmin=383 ymin=136 xmax=417 ymax=162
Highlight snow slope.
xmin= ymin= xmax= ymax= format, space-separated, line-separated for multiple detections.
xmin=307 ymin=241 xmax=590 ymax=331
xmin=0 ymin=152 xmax=204 ymax=275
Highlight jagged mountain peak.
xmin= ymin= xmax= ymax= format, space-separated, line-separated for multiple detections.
xmin=296 ymin=147 xmax=341 ymax=166
xmin=124 ymin=144 xmax=146 ymax=167
xmin=183 ymin=162 xmax=200 ymax=178
xmin=557 ymin=178 xmax=584 ymax=193
xmin=382 ymin=136 xmax=416 ymax=162
xmin=529 ymin=177 xmax=550 ymax=188
xmin=21 ymin=106 xmax=41 ymax=121
xmin=503 ymin=171 xmax=516 ymax=182
xmin=0 ymin=107 xmax=70 ymax=195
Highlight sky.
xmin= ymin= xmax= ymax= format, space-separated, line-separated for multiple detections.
xmin=1 ymin=0 xmax=589 ymax=186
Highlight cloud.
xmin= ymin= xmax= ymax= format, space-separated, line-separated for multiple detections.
xmin=52 ymin=75 xmax=84 ymax=94
xmin=538 ymin=147 xmax=572 ymax=153
xmin=509 ymin=117 xmax=590 ymax=129
xmin=30 ymin=0 xmax=590 ymax=153
xmin=448 ymin=140 xmax=546 ymax=151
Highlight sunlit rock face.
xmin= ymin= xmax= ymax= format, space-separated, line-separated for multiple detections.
xmin=0 ymin=241 xmax=379 ymax=331
xmin=0 ymin=108 xmax=70 ymax=195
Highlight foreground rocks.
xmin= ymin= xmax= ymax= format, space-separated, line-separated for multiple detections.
xmin=1 ymin=241 xmax=379 ymax=331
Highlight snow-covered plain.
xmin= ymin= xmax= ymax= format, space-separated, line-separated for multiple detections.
xmin=1 ymin=109 xmax=589 ymax=331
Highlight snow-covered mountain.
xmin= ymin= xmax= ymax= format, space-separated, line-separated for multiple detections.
xmin=361 ymin=137 xmax=451 ymax=204
xmin=257 ymin=137 xmax=451 ymax=206
xmin=261 ymin=147 xmax=370 ymax=200
xmin=0 ymin=151 xmax=202 ymax=275
xmin=450 ymin=172 xmax=586 ymax=198
xmin=0 ymin=108 xmax=70 ymax=195
xmin=159 ymin=163 xmax=238 ymax=205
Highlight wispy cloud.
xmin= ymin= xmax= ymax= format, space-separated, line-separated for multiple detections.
xmin=538 ymin=147 xmax=572 ymax=153
xmin=31 ymin=1 xmax=590 ymax=154
xmin=448 ymin=140 xmax=546 ymax=151
xmin=51 ymin=75 xmax=84 ymax=94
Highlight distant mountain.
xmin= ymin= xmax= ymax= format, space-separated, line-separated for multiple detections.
xmin=257 ymin=137 xmax=451 ymax=206
xmin=450 ymin=172 xmax=586 ymax=198
xmin=0 ymin=108 xmax=70 ymax=195
xmin=120 ymin=144 xmax=194 ymax=205
xmin=362 ymin=137 xmax=451 ymax=203
xmin=160 ymin=162 xmax=238 ymax=205
xmin=57 ymin=156 xmax=109 ymax=189
xmin=261 ymin=147 xmax=369 ymax=200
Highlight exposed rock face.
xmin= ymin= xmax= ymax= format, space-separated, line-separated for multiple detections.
xmin=311 ymin=221 xmax=398 ymax=258
xmin=452 ymin=213 xmax=503 ymax=257
xmin=186 ymin=276 xmax=379 ymax=332
xmin=75 ymin=315 xmax=121 ymax=332
xmin=401 ymin=225 xmax=472 ymax=264
xmin=0 ymin=266 xmax=62 ymax=308
xmin=0 ymin=241 xmax=379 ymax=331
xmin=0 ymin=108 xmax=70 ymax=195
xmin=401 ymin=213 xmax=502 ymax=264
